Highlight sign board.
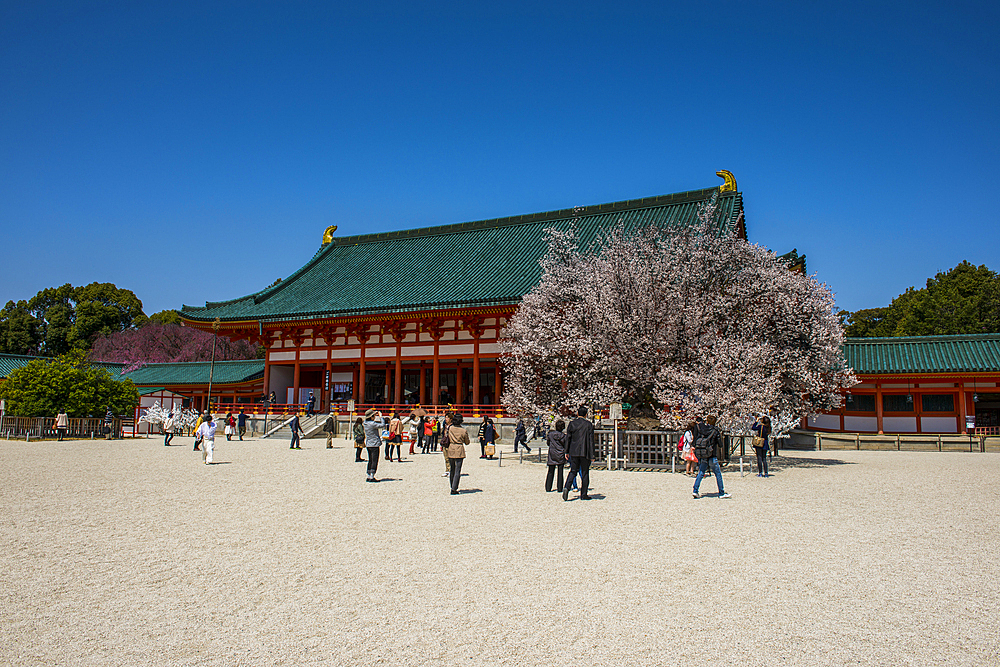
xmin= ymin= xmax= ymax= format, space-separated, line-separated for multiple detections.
xmin=966 ymin=415 xmax=976 ymax=430
xmin=609 ymin=403 xmax=623 ymax=420
xmin=347 ymin=399 xmax=356 ymax=413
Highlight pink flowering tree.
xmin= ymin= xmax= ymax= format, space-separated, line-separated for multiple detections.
xmin=89 ymin=323 xmax=262 ymax=372
xmin=501 ymin=194 xmax=855 ymax=430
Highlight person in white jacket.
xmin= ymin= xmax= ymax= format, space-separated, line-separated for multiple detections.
xmin=196 ymin=414 xmax=218 ymax=465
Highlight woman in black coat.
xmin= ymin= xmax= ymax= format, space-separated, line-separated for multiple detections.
xmin=545 ymin=419 xmax=568 ymax=492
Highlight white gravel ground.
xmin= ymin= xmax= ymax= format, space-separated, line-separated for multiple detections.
xmin=1 ymin=434 xmax=998 ymax=666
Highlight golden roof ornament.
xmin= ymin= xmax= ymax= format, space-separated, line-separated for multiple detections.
xmin=322 ymin=225 xmax=338 ymax=244
xmin=716 ymin=170 xmax=737 ymax=192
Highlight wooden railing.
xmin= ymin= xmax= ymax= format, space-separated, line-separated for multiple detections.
xmin=0 ymin=416 xmax=126 ymax=440
xmin=207 ymin=402 xmax=512 ymax=419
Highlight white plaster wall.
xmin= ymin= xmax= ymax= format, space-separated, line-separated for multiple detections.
xmin=330 ymin=348 xmax=361 ymax=360
xmin=401 ymin=346 xmax=435 ymax=357
xmin=843 ymin=416 xmax=877 ymax=432
xmin=365 ymin=347 xmax=396 ymax=358
xmin=299 ymin=350 xmax=328 ymax=360
xmin=269 ymin=351 xmax=296 ymax=361
xmin=921 ymin=416 xmax=958 ymax=433
xmin=478 ymin=343 xmax=500 ymax=354
xmin=808 ymin=414 xmax=840 ymax=430
xmin=439 ymin=344 xmax=474 ymax=356
xmin=883 ymin=416 xmax=917 ymax=432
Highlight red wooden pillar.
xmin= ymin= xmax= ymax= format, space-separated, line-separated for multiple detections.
xmin=875 ymin=381 xmax=884 ymax=434
xmin=432 ymin=341 xmax=440 ymax=407
xmin=472 ymin=341 xmax=481 ymax=406
xmin=959 ymin=385 xmax=968 ymax=434
xmin=262 ymin=359 xmax=271 ymax=402
xmin=292 ymin=362 xmax=301 ymax=407
xmin=419 ymin=365 xmax=426 ymax=405
xmin=352 ymin=364 xmax=359 ymax=402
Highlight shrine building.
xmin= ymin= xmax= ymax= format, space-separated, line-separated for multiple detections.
xmin=179 ymin=173 xmax=745 ymax=414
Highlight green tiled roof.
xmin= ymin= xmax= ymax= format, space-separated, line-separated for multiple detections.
xmin=118 ymin=360 xmax=264 ymax=385
xmin=0 ymin=354 xmax=124 ymax=379
xmin=844 ymin=334 xmax=1000 ymax=374
xmin=0 ymin=354 xmax=40 ymax=379
xmin=180 ymin=186 xmax=744 ymax=323
xmin=0 ymin=354 xmax=262 ymax=386
xmin=137 ymin=386 xmax=166 ymax=395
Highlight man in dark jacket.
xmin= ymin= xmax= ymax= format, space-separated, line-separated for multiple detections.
xmin=563 ymin=407 xmax=596 ymax=501
xmin=692 ymin=415 xmax=731 ymax=499
xmin=289 ymin=415 xmax=304 ymax=450
xmin=513 ymin=418 xmax=531 ymax=453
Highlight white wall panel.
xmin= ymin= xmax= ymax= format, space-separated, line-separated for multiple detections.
xmin=883 ymin=416 xmax=917 ymax=432
xmin=808 ymin=414 xmax=840 ymax=430
xmin=330 ymin=348 xmax=361 ymax=360
xmin=269 ymin=351 xmax=296 ymax=361
xmin=365 ymin=347 xmax=397 ymax=358
xmin=921 ymin=416 xmax=958 ymax=433
xmin=299 ymin=350 xmax=328 ymax=360
xmin=439 ymin=344 xmax=474 ymax=356
xmin=401 ymin=346 xmax=435 ymax=357
xmin=843 ymin=416 xmax=877 ymax=432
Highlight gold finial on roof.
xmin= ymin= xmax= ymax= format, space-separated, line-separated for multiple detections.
xmin=716 ymin=170 xmax=737 ymax=192
xmin=322 ymin=225 xmax=338 ymax=244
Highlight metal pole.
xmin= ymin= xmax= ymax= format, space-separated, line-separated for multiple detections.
xmin=207 ymin=318 xmax=219 ymax=411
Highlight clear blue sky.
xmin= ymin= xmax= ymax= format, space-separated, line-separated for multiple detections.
xmin=2 ymin=1 xmax=998 ymax=316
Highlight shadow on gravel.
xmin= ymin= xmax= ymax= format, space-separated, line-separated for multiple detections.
xmin=746 ymin=456 xmax=857 ymax=471
xmin=205 ymin=462 xmax=232 ymax=466
xmin=456 ymin=488 xmax=482 ymax=494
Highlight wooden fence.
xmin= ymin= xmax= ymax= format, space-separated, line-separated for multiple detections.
xmin=1 ymin=416 xmax=125 ymax=440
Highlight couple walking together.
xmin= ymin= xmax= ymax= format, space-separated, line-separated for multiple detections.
xmin=543 ymin=407 xmax=596 ymax=501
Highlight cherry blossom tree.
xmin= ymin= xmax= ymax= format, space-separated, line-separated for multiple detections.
xmin=501 ymin=193 xmax=856 ymax=430
xmin=90 ymin=323 xmax=262 ymax=371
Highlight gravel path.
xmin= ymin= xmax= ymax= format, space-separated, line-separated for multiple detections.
xmin=2 ymin=435 xmax=997 ymax=666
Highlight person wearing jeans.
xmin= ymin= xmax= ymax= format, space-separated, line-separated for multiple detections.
xmin=692 ymin=415 xmax=731 ymax=498
xmin=362 ymin=409 xmax=383 ymax=482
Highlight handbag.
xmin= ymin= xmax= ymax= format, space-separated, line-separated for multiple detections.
xmin=484 ymin=444 xmax=495 ymax=456
xmin=752 ymin=436 xmax=766 ymax=448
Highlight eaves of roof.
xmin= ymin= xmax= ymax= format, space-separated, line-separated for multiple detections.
xmin=180 ymin=186 xmax=744 ymax=324
xmin=844 ymin=334 xmax=1000 ymax=374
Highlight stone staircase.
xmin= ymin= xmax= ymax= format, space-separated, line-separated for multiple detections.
xmin=261 ymin=414 xmax=327 ymax=440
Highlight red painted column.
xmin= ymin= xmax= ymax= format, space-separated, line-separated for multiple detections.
xmin=959 ymin=385 xmax=968 ymax=434
xmin=292 ymin=362 xmax=301 ymax=408
xmin=352 ymin=364 xmax=359 ymax=402
xmin=875 ymin=381 xmax=884 ymax=434
xmin=472 ymin=341 xmax=481 ymax=406
xmin=432 ymin=340 xmax=440 ymax=407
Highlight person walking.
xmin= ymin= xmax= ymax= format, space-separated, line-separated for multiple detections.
xmin=104 ymin=408 xmax=114 ymax=440
xmin=352 ymin=416 xmax=365 ymax=462
xmin=192 ymin=412 xmax=205 ymax=451
xmin=681 ymin=421 xmax=697 ymax=475
xmin=237 ymin=409 xmax=248 ymax=440
xmin=563 ymin=407 xmax=596 ymax=501
xmin=752 ymin=415 xmax=772 ymax=477
xmin=545 ymin=419 xmax=568 ymax=492
xmin=404 ymin=412 xmax=418 ymax=455
xmin=446 ymin=413 xmax=470 ymax=495
xmin=693 ymin=415 xmax=731 ymax=499
xmin=323 ymin=412 xmax=336 ymax=448
xmin=196 ymin=413 xmax=218 ymax=465
xmin=440 ymin=413 xmax=454 ymax=477
xmin=387 ymin=412 xmax=403 ymax=461
xmin=163 ymin=412 xmax=175 ymax=446
xmin=224 ymin=412 xmax=235 ymax=441
xmin=421 ymin=416 xmax=433 ymax=454
xmin=513 ymin=418 xmax=531 ymax=453
xmin=55 ymin=409 xmax=69 ymax=441
xmin=362 ymin=409 xmax=383 ymax=482
xmin=289 ymin=414 xmax=304 ymax=449
xmin=482 ymin=417 xmax=500 ymax=459
xmin=306 ymin=392 xmax=316 ymax=417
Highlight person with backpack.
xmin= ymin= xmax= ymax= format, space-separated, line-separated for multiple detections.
xmin=692 ymin=415 xmax=731 ymax=499
xmin=323 ymin=412 xmax=336 ymax=448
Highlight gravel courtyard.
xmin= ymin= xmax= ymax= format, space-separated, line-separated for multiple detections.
xmin=2 ymin=434 xmax=997 ymax=666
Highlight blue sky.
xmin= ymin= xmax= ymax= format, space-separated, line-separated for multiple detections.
xmin=2 ymin=1 xmax=998 ymax=316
